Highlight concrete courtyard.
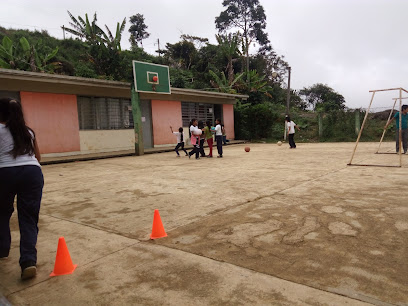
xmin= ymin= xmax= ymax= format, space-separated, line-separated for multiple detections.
xmin=1 ymin=142 xmax=407 ymax=305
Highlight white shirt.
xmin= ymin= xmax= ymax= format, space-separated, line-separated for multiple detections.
xmin=173 ymin=131 xmax=185 ymax=143
xmin=0 ymin=123 xmax=40 ymax=168
xmin=287 ymin=121 xmax=296 ymax=134
xmin=190 ymin=125 xmax=202 ymax=136
xmin=214 ymin=124 xmax=223 ymax=136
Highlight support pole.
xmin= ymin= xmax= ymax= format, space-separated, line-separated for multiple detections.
xmin=131 ymin=85 xmax=144 ymax=156
xmin=376 ymin=100 xmax=396 ymax=153
xmin=399 ymin=89 xmax=402 ymax=167
xmin=354 ymin=109 xmax=360 ymax=136
xmin=348 ymin=92 xmax=376 ymax=165
xmin=318 ymin=112 xmax=323 ymax=137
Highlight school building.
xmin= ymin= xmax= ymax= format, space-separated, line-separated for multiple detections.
xmin=0 ymin=68 xmax=247 ymax=158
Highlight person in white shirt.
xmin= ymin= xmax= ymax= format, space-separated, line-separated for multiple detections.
xmin=188 ymin=119 xmax=202 ymax=159
xmin=214 ymin=118 xmax=223 ymax=157
xmin=0 ymin=98 xmax=43 ymax=280
xmin=286 ymin=116 xmax=300 ymax=149
xmin=170 ymin=126 xmax=188 ymax=157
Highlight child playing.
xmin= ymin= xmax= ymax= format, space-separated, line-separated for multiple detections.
xmin=188 ymin=119 xmax=202 ymax=159
xmin=203 ymin=120 xmax=213 ymax=158
xmin=221 ymin=124 xmax=228 ymax=145
xmin=286 ymin=116 xmax=300 ymax=149
xmin=198 ymin=120 xmax=206 ymax=158
xmin=385 ymin=104 xmax=408 ymax=153
xmin=215 ymin=118 xmax=223 ymax=158
xmin=170 ymin=126 xmax=188 ymax=157
xmin=0 ymin=98 xmax=44 ymax=280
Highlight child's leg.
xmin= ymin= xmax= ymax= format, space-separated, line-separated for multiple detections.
xmin=175 ymin=143 xmax=181 ymax=155
xmin=403 ymin=129 xmax=408 ymax=153
xmin=17 ymin=166 xmax=43 ymax=268
xmin=207 ymin=138 xmax=213 ymax=157
xmin=195 ymin=143 xmax=200 ymax=159
xmin=0 ymin=167 xmax=17 ymax=258
xmin=216 ymin=136 xmax=223 ymax=156
xmin=181 ymin=142 xmax=188 ymax=155
xmin=200 ymin=139 xmax=205 ymax=157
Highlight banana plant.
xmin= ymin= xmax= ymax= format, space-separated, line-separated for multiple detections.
xmin=100 ymin=18 xmax=126 ymax=51
xmin=215 ymin=32 xmax=241 ymax=84
xmin=0 ymin=36 xmax=16 ymax=69
xmin=209 ymin=70 xmax=244 ymax=94
xmin=0 ymin=35 xmax=59 ymax=72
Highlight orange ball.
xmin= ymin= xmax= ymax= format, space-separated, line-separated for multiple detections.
xmin=152 ymin=76 xmax=158 ymax=82
xmin=245 ymin=147 xmax=250 ymax=152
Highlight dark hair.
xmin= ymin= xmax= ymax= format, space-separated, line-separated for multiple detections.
xmin=206 ymin=120 xmax=211 ymax=128
xmin=216 ymin=118 xmax=221 ymax=124
xmin=0 ymin=98 xmax=35 ymax=158
xmin=178 ymin=127 xmax=183 ymax=133
xmin=198 ymin=120 xmax=204 ymax=129
xmin=285 ymin=116 xmax=291 ymax=122
xmin=402 ymin=105 xmax=408 ymax=111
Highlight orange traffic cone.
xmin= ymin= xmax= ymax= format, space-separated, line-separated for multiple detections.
xmin=150 ymin=209 xmax=167 ymax=239
xmin=50 ymin=237 xmax=77 ymax=277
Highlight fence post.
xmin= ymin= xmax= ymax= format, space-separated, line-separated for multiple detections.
xmin=318 ymin=112 xmax=323 ymax=137
xmin=355 ymin=109 xmax=360 ymax=136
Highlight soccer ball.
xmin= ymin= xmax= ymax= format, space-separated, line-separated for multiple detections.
xmin=277 ymin=141 xmax=282 ymax=146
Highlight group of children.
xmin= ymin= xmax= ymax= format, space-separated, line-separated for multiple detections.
xmin=171 ymin=118 xmax=226 ymax=159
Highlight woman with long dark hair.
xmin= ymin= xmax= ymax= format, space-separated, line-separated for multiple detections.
xmin=0 ymin=98 xmax=43 ymax=280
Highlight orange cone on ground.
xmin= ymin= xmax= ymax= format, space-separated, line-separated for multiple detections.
xmin=50 ymin=237 xmax=78 ymax=277
xmin=150 ymin=209 xmax=167 ymax=239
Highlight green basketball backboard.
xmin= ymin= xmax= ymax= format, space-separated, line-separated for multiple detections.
xmin=132 ymin=61 xmax=171 ymax=94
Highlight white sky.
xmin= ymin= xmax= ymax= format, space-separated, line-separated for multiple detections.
xmin=1 ymin=0 xmax=408 ymax=109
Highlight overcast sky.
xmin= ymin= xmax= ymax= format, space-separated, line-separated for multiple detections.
xmin=1 ymin=0 xmax=407 ymax=109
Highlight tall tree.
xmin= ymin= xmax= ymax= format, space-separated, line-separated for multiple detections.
xmin=215 ymin=0 xmax=269 ymax=81
xmin=128 ymin=14 xmax=150 ymax=48
xmin=300 ymin=83 xmax=346 ymax=112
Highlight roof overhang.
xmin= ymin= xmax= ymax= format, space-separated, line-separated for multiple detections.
xmin=0 ymin=68 xmax=248 ymax=104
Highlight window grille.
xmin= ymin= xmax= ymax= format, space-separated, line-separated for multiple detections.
xmin=181 ymin=102 xmax=214 ymax=126
xmin=77 ymin=96 xmax=133 ymax=130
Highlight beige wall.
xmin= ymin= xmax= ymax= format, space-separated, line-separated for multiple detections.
xmin=79 ymin=130 xmax=134 ymax=153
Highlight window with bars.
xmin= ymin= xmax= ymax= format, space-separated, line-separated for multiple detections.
xmin=77 ymin=96 xmax=133 ymax=130
xmin=181 ymin=102 xmax=214 ymax=126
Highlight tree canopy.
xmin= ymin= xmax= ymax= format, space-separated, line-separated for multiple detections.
xmin=128 ymin=14 xmax=150 ymax=48
xmin=300 ymin=83 xmax=346 ymax=112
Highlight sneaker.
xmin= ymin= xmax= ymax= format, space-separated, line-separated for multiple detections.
xmin=185 ymin=154 xmax=188 ymax=156
xmin=21 ymin=263 xmax=37 ymax=280
xmin=188 ymin=154 xmax=191 ymax=159
xmin=196 ymin=157 xmax=200 ymax=160
xmin=217 ymin=155 xmax=223 ymax=158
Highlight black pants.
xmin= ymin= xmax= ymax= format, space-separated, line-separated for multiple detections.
xmin=199 ymin=139 xmax=206 ymax=157
xmin=289 ymin=133 xmax=296 ymax=148
xmin=216 ymin=135 xmax=223 ymax=156
xmin=0 ymin=165 xmax=44 ymax=267
xmin=396 ymin=129 xmax=408 ymax=153
xmin=189 ymin=137 xmax=200 ymax=159
xmin=175 ymin=142 xmax=188 ymax=155
xmin=189 ymin=145 xmax=200 ymax=159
